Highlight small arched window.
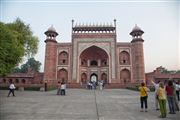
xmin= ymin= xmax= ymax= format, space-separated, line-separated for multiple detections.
xmin=3 ymin=79 xmax=6 ymax=83
xmin=15 ymin=79 xmax=19 ymax=83
xmin=90 ymin=60 xmax=97 ymax=66
xmin=58 ymin=51 xmax=68 ymax=65
xmin=22 ymin=79 xmax=26 ymax=84
xmin=119 ymin=51 xmax=130 ymax=65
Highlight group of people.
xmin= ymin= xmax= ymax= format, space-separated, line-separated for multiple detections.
xmin=6 ymin=78 xmax=180 ymax=119
xmin=139 ymin=80 xmax=180 ymax=118
xmin=87 ymin=80 xmax=104 ymax=90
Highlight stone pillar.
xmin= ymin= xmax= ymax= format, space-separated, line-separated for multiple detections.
xmin=98 ymin=59 xmax=101 ymax=66
xmin=87 ymin=59 xmax=90 ymax=66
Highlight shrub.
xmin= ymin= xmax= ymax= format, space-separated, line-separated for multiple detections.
xmin=0 ymin=85 xmax=18 ymax=90
xmin=24 ymin=86 xmax=40 ymax=91
xmin=47 ymin=86 xmax=57 ymax=91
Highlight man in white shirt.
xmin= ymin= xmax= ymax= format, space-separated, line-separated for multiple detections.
xmin=7 ymin=82 xmax=16 ymax=97
xmin=151 ymin=79 xmax=160 ymax=110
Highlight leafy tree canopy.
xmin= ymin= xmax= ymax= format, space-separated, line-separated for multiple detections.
xmin=161 ymin=69 xmax=180 ymax=74
xmin=0 ymin=18 xmax=39 ymax=76
xmin=13 ymin=58 xmax=41 ymax=73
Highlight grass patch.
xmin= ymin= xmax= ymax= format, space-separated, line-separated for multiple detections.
xmin=24 ymin=86 xmax=41 ymax=91
xmin=47 ymin=86 xmax=57 ymax=91
xmin=0 ymin=86 xmax=19 ymax=90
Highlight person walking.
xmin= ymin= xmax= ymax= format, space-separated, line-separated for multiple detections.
xmin=99 ymin=80 xmax=103 ymax=90
xmin=157 ymin=82 xmax=167 ymax=118
xmin=7 ymin=81 xmax=16 ymax=97
xmin=139 ymin=82 xmax=150 ymax=112
xmin=60 ymin=80 xmax=66 ymax=95
xmin=165 ymin=80 xmax=176 ymax=114
xmin=151 ymin=79 xmax=160 ymax=110
xmin=56 ymin=81 xmax=61 ymax=95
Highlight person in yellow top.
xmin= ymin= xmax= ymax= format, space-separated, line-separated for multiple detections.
xmin=139 ymin=82 xmax=150 ymax=112
xmin=157 ymin=82 xmax=167 ymax=118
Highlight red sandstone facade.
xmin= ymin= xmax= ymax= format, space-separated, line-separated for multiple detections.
xmin=146 ymin=66 xmax=180 ymax=86
xmin=0 ymin=71 xmax=44 ymax=88
xmin=44 ymin=20 xmax=145 ymax=88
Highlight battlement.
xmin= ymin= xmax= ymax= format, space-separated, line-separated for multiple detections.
xmin=72 ymin=20 xmax=116 ymax=33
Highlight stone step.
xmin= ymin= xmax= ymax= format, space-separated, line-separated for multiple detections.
xmin=67 ymin=83 xmax=126 ymax=89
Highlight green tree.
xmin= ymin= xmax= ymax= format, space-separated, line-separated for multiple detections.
xmin=0 ymin=18 xmax=39 ymax=76
xmin=161 ymin=68 xmax=180 ymax=74
xmin=13 ymin=58 xmax=41 ymax=73
xmin=176 ymin=70 xmax=180 ymax=74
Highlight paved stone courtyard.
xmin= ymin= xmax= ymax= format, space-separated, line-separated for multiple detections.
xmin=0 ymin=89 xmax=179 ymax=120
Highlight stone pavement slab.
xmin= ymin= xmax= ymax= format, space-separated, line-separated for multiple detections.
xmin=0 ymin=89 xmax=179 ymax=120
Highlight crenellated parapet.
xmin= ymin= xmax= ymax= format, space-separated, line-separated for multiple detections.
xmin=72 ymin=19 xmax=116 ymax=33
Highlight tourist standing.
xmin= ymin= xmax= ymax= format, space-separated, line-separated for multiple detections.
xmin=56 ymin=81 xmax=61 ymax=95
xmin=7 ymin=81 xmax=16 ymax=97
xmin=157 ymin=82 xmax=167 ymax=118
xmin=165 ymin=80 xmax=176 ymax=114
xmin=99 ymin=80 xmax=103 ymax=90
xmin=151 ymin=79 xmax=160 ymax=110
xmin=139 ymin=82 xmax=150 ymax=112
xmin=60 ymin=80 xmax=66 ymax=95
xmin=175 ymin=82 xmax=180 ymax=101
xmin=173 ymin=81 xmax=179 ymax=111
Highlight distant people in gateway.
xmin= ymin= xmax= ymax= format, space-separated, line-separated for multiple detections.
xmin=98 ymin=80 xmax=104 ymax=90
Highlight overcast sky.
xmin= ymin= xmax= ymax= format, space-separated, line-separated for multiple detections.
xmin=0 ymin=0 xmax=179 ymax=72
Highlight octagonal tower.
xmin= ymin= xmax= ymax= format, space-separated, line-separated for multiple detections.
xmin=44 ymin=26 xmax=58 ymax=87
xmin=130 ymin=25 xmax=145 ymax=83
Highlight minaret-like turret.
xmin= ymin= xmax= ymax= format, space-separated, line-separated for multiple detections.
xmin=44 ymin=26 xmax=58 ymax=87
xmin=130 ymin=25 xmax=145 ymax=83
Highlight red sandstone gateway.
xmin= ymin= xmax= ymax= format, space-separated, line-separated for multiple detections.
xmin=43 ymin=20 xmax=145 ymax=88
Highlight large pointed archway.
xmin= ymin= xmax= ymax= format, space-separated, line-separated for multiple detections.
xmin=57 ymin=68 xmax=68 ymax=82
xmin=120 ymin=69 xmax=131 ymax=84
xmin=79 ymin=45 xmax=109 ymax=83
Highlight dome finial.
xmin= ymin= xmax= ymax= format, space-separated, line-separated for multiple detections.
xmin=47 ymin=25 xmax=56 ymax=32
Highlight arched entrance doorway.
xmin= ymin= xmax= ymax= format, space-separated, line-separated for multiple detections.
xmin=90 ymin=73 xmax=98 ymax=83
xmin=57 ymin=69 xmax=68 ymax=82
xmin=120 ymin=69 xmax=131 ymax=84
xmin=79 ymin=45 xmax=109 ymax=83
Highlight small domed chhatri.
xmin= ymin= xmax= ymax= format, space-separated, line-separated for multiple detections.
xmin=130 ymin=24 xmax=144 ymax=38
xmin=44 ymin=25 xmax=58 ymax=38
xmin=47 ymin=25 xmax=56 ymax=32
xmin=132 ymin=24 xmax=142 ymax=31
